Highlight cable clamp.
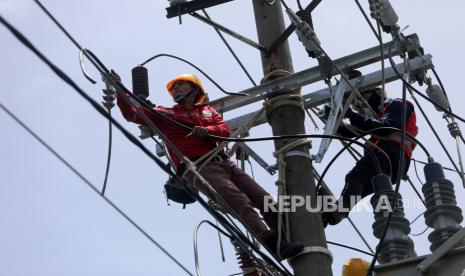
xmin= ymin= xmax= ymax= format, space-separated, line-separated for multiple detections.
xmin=273 ymin=139 xmax=311 ymax=158
xmin=284 ymin=150 xmax=312 ymax=160
xmin=288 ymin=245 xmax=333 ymax=264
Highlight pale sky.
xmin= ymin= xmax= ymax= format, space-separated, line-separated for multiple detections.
xmin=1 ymin=1 xmax=465 ymax=275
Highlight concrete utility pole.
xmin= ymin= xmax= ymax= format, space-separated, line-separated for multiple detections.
xmin=252 ymin=1 xmax=332 ymax=275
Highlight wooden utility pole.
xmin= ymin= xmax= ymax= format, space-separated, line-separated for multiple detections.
xmin=252 ymin=1 xmax=332 ymax=275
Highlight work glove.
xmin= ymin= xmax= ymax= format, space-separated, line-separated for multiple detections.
xmin=344 ymin=107 xmax=354 ymax=118
xmin=187 ymin=126 xmax=209 ymax=138
xmin=109 ymin=69 xmax=122 ymax=84
xmin=318 ymin=103 xmax=331 ymax=121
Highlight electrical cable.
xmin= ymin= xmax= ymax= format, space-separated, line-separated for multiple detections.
xmin=406 ymin=177 xmax=426 ymax=207
xmin=1 ymin=17 xmax=288 ymax=276
xmin=140 ymin=53 xmax=247 ymax=97
xmin=296 ymin=0 xmax=304 ymax=11
xmin=347 ymin=217 xmax=374 ymax=254
xmin=413 ymin=158 xmax=465 ymax=176
xmin=33 ymin=0 xmax=82 ymax=49
xmin=388 ymin=56 xmax=465 ymax=124
xmin=431 ymin=68 xmax=450 ymax=102
xmin=101 ymin=110 xmax=112 ymax=195
xmin=353 ymin=0 xmax=465 ymax=124
xmin=354 ymin=0 xmax=380 ymax=42
xmin=409 ymin=210 xmax=426 ymax=226
xmin=357 ymin=0 xmax=465 ymax=181
xmin=0 ymin=101 xmax=194 ymax=276
xmin=23 ymin=5 xmax=291 ymax=272
xmin=455 ymin=133 xmax=465 ymax=146
xmin=355 ymin=0 xmax=465 ymax=182
xmin=377 ymin=20 xmax=386 ymax=111
xmin=33 ymin=0 xmax=114 ymax=195
xmin=313 ymin=170 xmax=375 ymax=254
xmin=0 ymin=102 xmax=95 ymax=193
xmin=412 ymin=158 xmax=425 ymax=185
xmin=2 ymin=14 xmax=273 ymax=275
xmin=405 ymin=85 xmax=464 ymax=181
xmin=247 ymin=159 xmax=255 ymax=180
xmin=201 ymin=9 xmax=257 ymax=87
xmin=28 ymin=1 xmax=436 ymax=273
xmin=315 ymin=126 xmax=430 ymax=192
xmin=309 ymin=107 xmax=363 ymax=160
xmin=305 ymin=108 xmax=320 ymax=131
xmin=367 ymin=74 xmax=408 ymax=275
xmin=278 ymin=0 xmax=290 ymax=10
xmin=411 ymin=226 xmax=429 ymax=237
xmin=327 ymin=241 xmax=374 ymax=257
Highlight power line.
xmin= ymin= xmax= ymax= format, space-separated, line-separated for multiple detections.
xmin=0 ymin=16 xmax=195 ymax=275
xmin=327 ymin=241 xmax=374 ymax=257
xmin=0 ymin=102 xmax=94 ymax=190
xmin=0 ymin=101 xmax=194 ymax=276
xmin=1 ymin=15 xmax=290 ymax=275
xmin=200 ymin=9 xmax=257 ymax=86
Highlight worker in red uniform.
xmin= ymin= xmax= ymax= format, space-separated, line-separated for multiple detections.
xmin=323 ymin=83 xmax=418 ymax=226
xmin=113 ymin=72 xmax=303 ymax=259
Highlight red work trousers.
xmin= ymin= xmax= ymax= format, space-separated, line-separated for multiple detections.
xmin=186 ymin=160 xmax=277 ymax=238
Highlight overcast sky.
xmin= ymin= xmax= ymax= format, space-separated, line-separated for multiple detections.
xmin=1 ymin=0 xmax=465 ymax=275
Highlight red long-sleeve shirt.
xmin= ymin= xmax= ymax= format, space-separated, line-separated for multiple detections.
xmin=117 ymin=93 xmax=231 ymax=168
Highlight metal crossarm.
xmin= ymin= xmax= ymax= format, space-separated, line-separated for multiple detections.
xmin=211 ymin=34 xmax=420 ymax=113
xmin=166 ymin=0 xmax=234 ymax=18
xmin=190 ymin=12 xmax=267 ymax=52
xmin=226 ymin=54 xmax=433 ymax=130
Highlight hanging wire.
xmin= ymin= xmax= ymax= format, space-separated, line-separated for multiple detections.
xmin=0 ymin=101 xmax=194 ymax=276
xmin=413 ymin=158 xmax=465 ymax=176
xmin=35 ymin=0 xmax=114 ymax=196
xmin=411 ymin=227 xmax=430 ymax=237
xmin=2 ymin=14 xmax=291 ymax=275
xmin=304 ymin=108 xmax=320 ymax=131
xmin=25 ymin=2 xmax=290 ymax=271
xmin=101 ymin=110 xmax=112 ymax=195
xmin=247 ymin=159 xmax=255 ymax=180
xmin=405 ymin=177 xmax=426 ymax=207
xmin=412 ymin=159 xmax=425 ymax=185
xmin=409 ymin=210 xmax=426 ymax=226
xmin=327 ymin=241 xmax=374 ymax=257
xmin=346 ymin=217 xmax=374 ymax=254
xmin=201 ymin=9 xmax=257 ymax=87
xmin=140 ymin=53 xmax=247 ymax=97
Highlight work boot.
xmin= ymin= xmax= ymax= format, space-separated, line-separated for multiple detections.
xmin=261 ymin=230 xmax=304 ymax=260
xmin=322 ymin=211 xmax=348 ymax=227
xmin=317 ymin=186 xmax=349 ymax=227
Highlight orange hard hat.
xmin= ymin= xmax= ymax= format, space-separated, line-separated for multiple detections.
xmin=166 ymin=74 xmax=206 ymax=103
xmin=342 ymin=258 xmax=370 ymax=276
